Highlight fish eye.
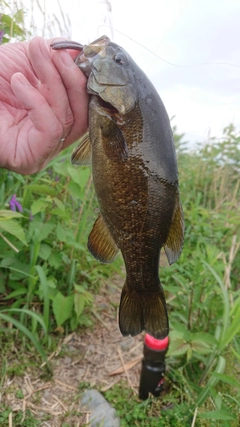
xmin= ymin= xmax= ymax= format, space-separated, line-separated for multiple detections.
xmin=114 ymin=53 xmax=126 ymax=65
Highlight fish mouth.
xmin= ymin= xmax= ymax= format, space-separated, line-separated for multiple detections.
xmin=51 ymin=36 xmax=111 ymax=77
xmin=97 ymin=97 xmax=119 ymax=114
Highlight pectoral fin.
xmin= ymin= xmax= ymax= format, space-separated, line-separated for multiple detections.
xmin=88 ymin=215 xmax=119 ymax=263
xmin=164 ymin=197 xmax=184 ymax=265
xmin=101 ymin=117 xmax=128 ymax=162
xmin=71 ymin=132 xmax=92 ymax=165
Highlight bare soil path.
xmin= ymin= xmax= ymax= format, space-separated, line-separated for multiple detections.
xmin=1 ymin=276 xmax=144 ymax=426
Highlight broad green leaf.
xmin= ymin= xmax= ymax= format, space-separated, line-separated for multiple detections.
xmin=52 ymin=292 xmax=74 ymax=326
xmin=74 ymin=292 xmax=85 ymax=319
xmin=53 ymin=161 xmax=69 ymax=177
xmin=25 ymin=184 xmax=57 ymax=196
xmin=0 ymin=219 xmax=27 ymax=244
xmin=39 ymin=243 xmax=52 ymax=261
xmin=67 ymin=167 xmax=82 ymax=185
xmin=56 ymin=223 xmax=67 ymax=242
xmin=51 ymin=208 xmax=70 ymax=219
xmin=67 ymin=181 xmax=82 ymax=199
xmin=191 ymin=340 xmax=211 ymax=354
xmin=31 ymin=199 xmax=48 ymax=215
xmin=53 ymin=198 xmax=65 ymax=212
xmin=199 ymin=410 xmax=236 ymax=421
xmin=29 ymin=221 xmax=55 ymax=242
xmin=168 ymin=331 xmax=189 ymax=357
xmin=191 ymin=332 xmax=217 ymax=346
xmin=0 ymin=210 xmax=23 ymax=218
xmin=48 ymin=252 xmax=62 ymax=268
xmin=211 ymin=373 xmax=240 ymax=389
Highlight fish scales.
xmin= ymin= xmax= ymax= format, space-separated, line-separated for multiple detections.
xmin=51 ymin=36 xmax=184 ymax=339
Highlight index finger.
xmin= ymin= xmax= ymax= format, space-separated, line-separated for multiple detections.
xmin=51 ymin=47 xmax=89 ymax=147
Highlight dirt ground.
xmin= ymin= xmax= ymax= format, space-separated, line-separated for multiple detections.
xmin=1 ymin=276 xmax=145 ymax=426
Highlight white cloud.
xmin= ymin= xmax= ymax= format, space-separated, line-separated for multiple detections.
xmin=22 ymin=0 xmax=240 ymax=145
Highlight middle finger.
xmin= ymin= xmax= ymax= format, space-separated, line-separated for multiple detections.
xmin=28 ymin=37 xmax=74 ymax=137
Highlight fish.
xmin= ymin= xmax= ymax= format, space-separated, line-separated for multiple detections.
xmin=51 ymin=36 xmax=184 ymax=339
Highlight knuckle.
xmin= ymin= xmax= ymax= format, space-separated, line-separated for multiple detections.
xmin=62 ymin=109 xmax=74 ymax=130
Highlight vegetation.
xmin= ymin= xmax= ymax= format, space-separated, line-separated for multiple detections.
xmin=1 ymin=126 xmax=239 ymax=426
xmin=0 ymin=148 xmax=120 ymax=352
xmin=0 ymin=5 xmax=240 ymax=426
xmin=100 ymin=125 xmax=240 ymax=426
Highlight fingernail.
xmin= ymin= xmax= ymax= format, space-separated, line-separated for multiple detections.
xmin=14 ymin=73 xmax=31 ymax=87
xmin=60 ymin=50 xmax=75 ymax=67
xmin=40 ymin=39 xmax=51 ymax=61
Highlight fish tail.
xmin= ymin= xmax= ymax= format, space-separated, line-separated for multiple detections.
xmin=119 ymin=282 xmax=169 ymax=339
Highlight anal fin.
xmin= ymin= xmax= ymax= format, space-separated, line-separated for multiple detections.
xmin=88 ymin=215 xmax=119 ymax=263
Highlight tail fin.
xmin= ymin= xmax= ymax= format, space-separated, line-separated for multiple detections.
xmin=119 ymin=282 xmax=169 ymax=339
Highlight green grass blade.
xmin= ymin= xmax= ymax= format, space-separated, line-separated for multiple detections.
xmin=35 ymin=265 xmax=50 ymax=332
xmin=218 ymin=302 xmax=240 ymax=351
xmin=0 ymin=313 xmax=47 ymax=361
xmin=1 ymin=308 xmax=47 ymax=334
xmin=202 ymin=261 xmax=230 ymax=347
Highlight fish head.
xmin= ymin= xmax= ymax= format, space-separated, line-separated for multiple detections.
xmin=75 ymin=35 xmax=138 ymax=115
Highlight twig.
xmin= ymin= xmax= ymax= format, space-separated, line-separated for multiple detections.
xmin=117 ymin=346 xmax=134 ymax=391
xmin=24 ymin=375 xmax=34 ymax=395
xmin=40 ymin=345 xmax=62 ymax=368
xmin=8 ymin=412 xmax=12 ymax=427
xmin=54 ymin=378 xmax=78 ymax=391
xmin=191 ymin=406 xmax=198 ymax=427
xmin=101 ymin=380 xmax=120 ymax=392
xmin=109 ymin=355 xmax=142 ymax=376
xmin=86 ymin=411 xmax=90 ymax=425
xmin=0 ymin=232 xmax=19 ymax=252
xmin=91 ymin=309 xmax=111 ymax=331
xmin=21 ymin=400 xmax=26 ymax=423
xmin=52 ymin=394 xmax=68 ymax=412
xmin=26 ymin=401 xmax=62 ymax=415
xmin=129 ymin=341 xmax=143 ymax=354
xmin=24 ymin=383 xmax=51 ymax=401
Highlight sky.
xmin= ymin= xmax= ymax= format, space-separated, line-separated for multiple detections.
xmin=23 ymin=0 xmax=240 ymax=147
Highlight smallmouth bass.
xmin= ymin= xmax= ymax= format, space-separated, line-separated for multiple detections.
xmin=51 ymin=36 xmax=184 ymax=339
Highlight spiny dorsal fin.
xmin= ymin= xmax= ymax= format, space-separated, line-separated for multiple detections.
xmin=164 ymin=196 xmax=184 ymax=265
xmin=71 ymin=132 xmax=92 ymax=165
xmin=88 ymin=214 xmax=119 ymax=263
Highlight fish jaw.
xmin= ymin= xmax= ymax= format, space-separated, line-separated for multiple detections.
xmin=75 ymin=35 xmax=110 ymax=77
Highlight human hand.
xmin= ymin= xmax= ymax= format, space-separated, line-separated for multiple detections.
xmin=0 ymin=36 xmax=89 ymax=174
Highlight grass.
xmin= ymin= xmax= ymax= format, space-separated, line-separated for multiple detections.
xmin=1 ymin=6 xmax=240 ymax=424
xmin=0 ymin=33 xmax=239 ymax=420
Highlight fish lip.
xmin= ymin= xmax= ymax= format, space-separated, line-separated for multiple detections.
xmin=75 ymin=35 xmax=111 ymax=78
xmin=75 ymin=53 xmax=94 ymax=77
